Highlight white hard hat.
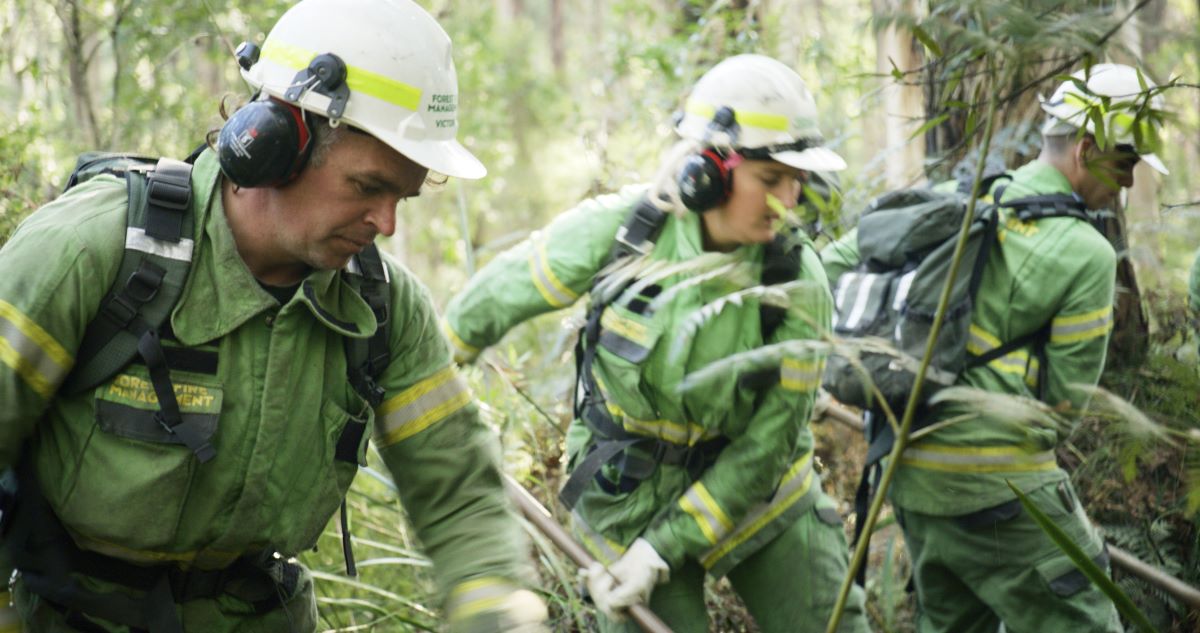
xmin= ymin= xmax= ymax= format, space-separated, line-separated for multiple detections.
xmin=242 ymin=0 xmax=485 ymax=179
xmin=1040 ymin=63 xmax=1168 ymax=175
xmin=675 ymin=54 xmax=846 ymax=172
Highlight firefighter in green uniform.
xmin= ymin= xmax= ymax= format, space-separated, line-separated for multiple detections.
xmin=822 ymin=63 xmax=1169 ymax=633
xmin=0 ymin=1 xmax=547 ymax=631
xmin=442 ymin=55 xmax=869 ymax=633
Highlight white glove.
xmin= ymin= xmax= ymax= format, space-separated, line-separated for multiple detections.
xmin=584 ymin=538 xmax=670 ymax=620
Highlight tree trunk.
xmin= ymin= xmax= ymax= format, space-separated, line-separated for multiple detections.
xmin=873 ymin=0 xmax=926 ymax=187
xmin=57 ymin=0 xmax=100 ymax=147
xmin=549 ymin=0 xmax=564 ymax=72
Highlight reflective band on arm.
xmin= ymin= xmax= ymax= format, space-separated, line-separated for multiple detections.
xmin=375 ymin=365 xmax=472 ymax=446
xmin=701 ymin=452 xmax=814 ymax=569
xmin=679 ymin=482 xmax=734 ymax=545
xmin=572 ymin=509 xmax=625 ymax=566
xmin=0 ymin=299 xmax=73 ymax=399
xmin=528 ymin=237 xmax=577 ymax=308
xmin=780 ymin=357 xmax=823 ymax=392
xmin=440 ymin=318 xmax=480 ymax=363
xmin=604 ymin=399 xmax=716 ymax=446
xmin=446 ymin=577 xmax=516 ymax=621
xmin=967 ymin=323 xmax=1032 ymax=377
xmin=900 ymin=443 xmax=1057 ymax=473
xmin=1050 ymin=306 xmax=1113 ymax=344
xmin=261 ymin=41 xmax=422 ymax=111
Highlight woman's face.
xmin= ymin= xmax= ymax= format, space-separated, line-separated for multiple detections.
xmin=700 ymin=158 xmax=806 ymax=251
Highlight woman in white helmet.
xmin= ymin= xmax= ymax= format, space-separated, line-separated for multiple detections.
xmin=443 ymin=54 xmax=869 ymax=632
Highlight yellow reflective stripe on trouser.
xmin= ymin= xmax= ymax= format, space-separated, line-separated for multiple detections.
xmin=260 ymin=41 xmax=422 ymax=111
xmin=572 ymin=509 xmax=625 ymax=566
xmin=0 ymin=591 xmax=18 ymax=633
xmin=440 ymin=318 xmax=479 ymax=362
xmin=446 ymin=577 xmax=516 ymax=621
xmin=685 ymin=99 xmax=789 ymax=132
xmin=1051 ymin=306 xmax=1113 ymax=344
xmin=780 ymin=357 xmax=824 ymax=392
xmin=0 ymin=299 xmax=73 ymax=399
xmin=528 ymin=237 xmax=577 ymax=308
xmin=900 ymin=444 xmax=1057 ymax=473
xmin=701 ymin=452 xmax=815 ymax=569
xmin=679 ymin=482 xmax=734 ymax=545
xmin=376 ymin=366 xmax=471 ymax=446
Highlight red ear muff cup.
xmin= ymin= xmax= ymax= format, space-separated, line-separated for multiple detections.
xmin=217 ymin=100 xmax=312 ymax=188
xmin=678 ymin=148 xmax=738 ymax=212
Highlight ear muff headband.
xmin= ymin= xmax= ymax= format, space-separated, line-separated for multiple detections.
xmin=678 ymin=148 xmax=743 ymax=212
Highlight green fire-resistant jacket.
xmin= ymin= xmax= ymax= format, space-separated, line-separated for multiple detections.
xmin=0 ymin=150 xmax=530 ymax=631
xmin=820 ymin=161 xmax=1115 ymax=516
xmin=443 ymin=187 xmax=832 ymax=577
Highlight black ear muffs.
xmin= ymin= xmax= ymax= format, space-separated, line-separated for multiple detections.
xmin=217 ymin=98 xmax=312 ymax=188
xmin=678 ymin=148 xmax=743 ymax=212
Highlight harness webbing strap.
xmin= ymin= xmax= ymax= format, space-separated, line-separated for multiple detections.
xmin=136 ymin=328 xmax=215 ymax=463
xmin=143 ymin=159 xmax=192 ymax=242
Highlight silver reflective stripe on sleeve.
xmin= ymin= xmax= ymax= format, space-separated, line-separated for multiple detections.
xmin=0 ymin=299 xmax=73 ymax=398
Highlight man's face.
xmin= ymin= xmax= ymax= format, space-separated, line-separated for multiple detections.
xmin=270 ymin=130 xmax=428 ymax=271
xmin=1077 ymin=137 xmax=1140 ymax=210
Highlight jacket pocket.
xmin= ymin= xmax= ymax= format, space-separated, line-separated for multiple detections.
xmin=593 ymin=303 xmax=662 ymax=422
xmin=285 ymin=397 xmax=372 ymax=552
xmin=57 ymin=366 xmax=223 ymax=552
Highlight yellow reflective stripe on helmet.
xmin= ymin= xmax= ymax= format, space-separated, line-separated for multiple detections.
xmin=0 ymin=592 xmax=18 ymax=633
xmin=446 ymin=577 xmax=516 ymax=621
xmin=1051 ymin=306 xmax=1113 ymax=344
xmin=528 ymin=237 xmax=577 ymax=308
xmin=780 ymin=357 xmax=823 ymax=392
xmin=680 ymin=482 xmax=734 ymax=545
xmin=572 ymin=509 xmax=625 ymax=566
xmin=686 ymin=99 xmax=789 ymax=132
xmin=0 ymin=299 xmax=73 ymax=399
xmin=376 ymin=366 xmax=471 ymax=446
xmin=701 ymin=452 xmax=815 ymax=569
xmin=441 ymin=318 xmax=479 ymax=362
xmin=900 ymin=443 xmax=1057 ymax=473
xmin=261 ymin=41 xmax=422 ymax=111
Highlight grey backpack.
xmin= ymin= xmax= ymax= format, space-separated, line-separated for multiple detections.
xmin=822 ymin=184 xmax=1091 ymax=415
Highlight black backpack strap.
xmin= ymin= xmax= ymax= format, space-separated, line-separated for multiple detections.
xmin=338 ymin=244 xmax=393 ymax=577
xmin=739 ymin=231 xmax=804 ymax=392
xmin=63 ymin=158 xmax=196 ymax=395
xmin=1002 ymin=193 xmax=1092 ymax=225
xmin=609 ymin=195 xmax=669 ymax=260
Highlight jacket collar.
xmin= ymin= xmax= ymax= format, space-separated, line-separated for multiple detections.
xmin=170 ymin=150 xmax=376 ymax=345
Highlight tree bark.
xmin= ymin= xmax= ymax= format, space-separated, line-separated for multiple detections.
xmin=57 ymin=0 xmax=100 ymax=147
xmin=873 ymin=0 xmax=926 ymax=187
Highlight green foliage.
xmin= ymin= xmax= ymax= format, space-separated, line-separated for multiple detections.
xmin=1009 ymin=480 xmax=1158 ymax=633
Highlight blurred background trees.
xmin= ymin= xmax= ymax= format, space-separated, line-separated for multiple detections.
xmin=1 ymin=0 xmax=1197 ymax=630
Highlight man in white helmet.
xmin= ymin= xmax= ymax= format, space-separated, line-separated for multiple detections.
xmin=0 ymin=1 xmax=546 ymax=631
xmin=442 ymin=54 xmax=870 ymax=632
xmin=822 ymin=63 xmax=1168 ymax=633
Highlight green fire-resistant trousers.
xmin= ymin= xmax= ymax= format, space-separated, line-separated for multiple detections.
xmin=896 ymin=481 xmax=1121 ymax=633
xmin=597 ymin=493 xmax=869 ymax=633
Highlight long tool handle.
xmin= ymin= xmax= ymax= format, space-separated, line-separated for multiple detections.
xmin=502 ymin=475 xmax=675 ymax=633
xmin=819 ymin=399 xmax=1200 ymax=613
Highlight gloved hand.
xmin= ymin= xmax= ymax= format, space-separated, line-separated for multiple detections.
xmin=584 ymin=538 xmax=670 ymax=621
xmin=448 ymin=586 xmax=548 ymax=633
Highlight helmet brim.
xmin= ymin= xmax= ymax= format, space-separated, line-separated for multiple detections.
xmin=1141 ymin=152 xmax=1168 ymax=176
xmin=376 ymin=132 xmax=487 ymax=180
xmin=770 ymin=146 xmax=847 ymax=172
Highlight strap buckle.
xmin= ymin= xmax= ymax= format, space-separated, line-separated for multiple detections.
xmin=147 ymin=172 xmax=191 ymax=212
